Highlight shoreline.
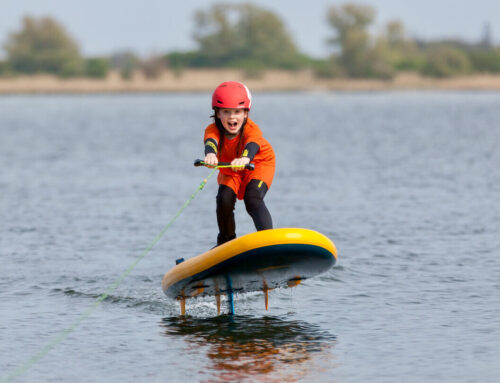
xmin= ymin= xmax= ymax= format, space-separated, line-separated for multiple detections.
xmin=2 ymin=70 xmax=500 ymax=94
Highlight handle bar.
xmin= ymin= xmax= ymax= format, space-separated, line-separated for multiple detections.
xmin=194 ymin=159 xmax=255 ymax=171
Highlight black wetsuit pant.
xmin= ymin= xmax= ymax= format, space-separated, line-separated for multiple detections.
xmin=216 ymin=179 xmax=272 ymax=246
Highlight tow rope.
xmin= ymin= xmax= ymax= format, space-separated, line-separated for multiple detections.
xmin=2 ymin=164 xmax=225 ymax=383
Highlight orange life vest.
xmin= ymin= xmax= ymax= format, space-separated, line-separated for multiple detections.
xmin=204 ymin=118 xmax=275 ymax=199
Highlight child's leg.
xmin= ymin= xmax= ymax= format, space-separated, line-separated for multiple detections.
xmin=216 ymin=185 xmax=237 ymax=245
xmin=243 ymin=179 xmax=272 ymax=231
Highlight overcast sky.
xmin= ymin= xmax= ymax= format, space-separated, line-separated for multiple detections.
xmin=2 ymin=0 xmax=499 ymax=58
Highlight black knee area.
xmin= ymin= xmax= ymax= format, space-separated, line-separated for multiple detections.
xmin=244 ymin=188 xmax=265 ymax=214
xmin=244 ymin=180 xmax=272 ymax=231
xmin=216 ymin=185 xmax=236 ymax=214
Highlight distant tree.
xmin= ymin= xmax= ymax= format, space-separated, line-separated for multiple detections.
xmin=0 ymin=61 xmax=9 ymax=76
xmin=110 ymin=51 xmax=140 ymax=79
xmin=385 ymin=20 xmax=407 ymax=46
xmin=85 ymin=57 xmax=110 ymax=78
xmin=141 ymin=55 xmax=167 ymax=79
xmin=376 ymin=20 xmax=425 ymax=72
xmin=312 ymin=57 xmax=343 ymax=78
xmin=467 ymin=48 xmax=500 ymax=73
xmin=422 ymin=46 xmax=472 ymax=77
xmin=367 ymin=42 xmax=396 ymax=79
xmin=192 ymin=3 xmax=301 ymax=69
xmin=4 ymin=16 xmax=84 ymax=77
xmin=164 ymin=51 xmax=199 ymax=76
xmin=327 ymin=3 xmax=393 ymax=78
xmin=327 ymin=3 xmax=374 ymax=75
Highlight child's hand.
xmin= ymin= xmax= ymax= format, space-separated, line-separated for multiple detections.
xmin=204 ymin=153 xmax=218 ymax=167
xmin=231 ymin=157 xmax=250 ymax=171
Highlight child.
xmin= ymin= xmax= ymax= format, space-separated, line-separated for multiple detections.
xmin=203 ymin=81 xmax=275 ymax=246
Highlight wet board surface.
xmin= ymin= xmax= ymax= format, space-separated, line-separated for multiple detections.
xmin=162 ymin=228 xmax=337 ymax=300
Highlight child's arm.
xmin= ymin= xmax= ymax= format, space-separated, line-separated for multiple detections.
xmin=204 ymin=153 xmax=218 ymax=166
xmin=204 ymin=125 xmax=220 ymax=166
xmin=230 ymin=141 xmax=258 ymax=171
xmin=230 ymin=156 xmax=250 ymax=170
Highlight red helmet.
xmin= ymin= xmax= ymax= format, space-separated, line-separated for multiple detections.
xmin=212 ymin=81 xmax=252 ymax=110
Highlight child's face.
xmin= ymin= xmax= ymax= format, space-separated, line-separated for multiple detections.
xmin=217 ymin=108 xmax=248 ymax=135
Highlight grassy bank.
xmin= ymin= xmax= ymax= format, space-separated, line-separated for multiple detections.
xmin=2 ymin=70 xmax=500 ymax=94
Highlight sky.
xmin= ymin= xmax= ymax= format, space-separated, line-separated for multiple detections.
xmin=2 ymin=0 xmax=499 ymax=58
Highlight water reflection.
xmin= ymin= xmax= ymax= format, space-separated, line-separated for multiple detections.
xmin=161 ymin=315 xmax=337 ymax=382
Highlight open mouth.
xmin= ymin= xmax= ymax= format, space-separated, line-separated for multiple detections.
xmin=228 ymin=121 xmax=239 ymax=129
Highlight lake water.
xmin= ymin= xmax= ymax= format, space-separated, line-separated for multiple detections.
xmin=1 ymin=91 xmax=499 ymax=382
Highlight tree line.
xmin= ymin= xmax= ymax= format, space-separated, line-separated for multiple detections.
xmin=1 ymin=3 xmax=499 ymax=79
